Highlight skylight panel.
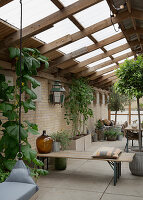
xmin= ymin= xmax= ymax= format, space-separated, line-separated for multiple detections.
xmin=74 ymin=1 xmax=110 ymax=28
xmin=75 ymin=49 xmax=103 ymax=62
xmin=36 ymin=19 xmax=79 ymax=43
xmin=59 ymin=37 xmax=94 ymax=54
xmin=60 ymin=0 xmax=78 ymax=7
xmin=92 ymin=25 xmax=121 ymax=41
xmin=87 ymin=57 xmax=111 ymax=68
xmin=112 ymin=48 xmax=132 ymax=58
xmin=0 ymin=0 xmax=59 ymax=28
xmin=104 ymin=38 xmax=127 ymax=51
xmin=118 ymin=56 xmax=134 ymax=64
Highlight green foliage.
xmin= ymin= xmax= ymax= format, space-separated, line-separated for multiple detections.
xmin=115 ymin=55 xmax=143 ymax=99
xmin=0 ymin=47 xmax=49 ymax=181
xmin=108 ymin=86 xmax=128 ymax=112
xmin=104 ymin=128 xmax=119 ymax=137
xmin=51 ymin=130 xmax=71 ymax=150
xmin=0 ymin=169 xmax=10 ymax=183
xmin=64 ymin=78 xmax=94 ymax=136
xmin=95 ymin=120 xmax=104 ymax=130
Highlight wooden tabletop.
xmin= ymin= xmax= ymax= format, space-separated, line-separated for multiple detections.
xmin=37 ymin=150 xmax=135 ymax=162
xmin=125 ymin=125 xmax=143 ymax=131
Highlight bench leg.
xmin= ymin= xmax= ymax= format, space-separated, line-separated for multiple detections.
xmin=114 ymin=162 xmax=117 ymax=186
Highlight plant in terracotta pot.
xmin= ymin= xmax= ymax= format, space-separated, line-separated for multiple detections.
xmin=51 ymin=130 xmax=71 ymax=170
xmin=115 ymin=55 xmax=143 ymax=175
xmin=95 ymin=119 xmax=104 ymax=141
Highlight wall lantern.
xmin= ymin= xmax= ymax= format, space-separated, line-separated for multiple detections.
xmin=50 ymin=80 xmax=65 ymax=104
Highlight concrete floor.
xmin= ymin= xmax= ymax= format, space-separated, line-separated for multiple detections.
xmin=37 ymin=138 xmax=143 ymax=200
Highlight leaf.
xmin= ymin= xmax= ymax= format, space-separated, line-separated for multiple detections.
xmin=9 ymin=47 xmax=20 ymax=59
xmin=0 ymin=103 xmax=13 ymax=112
xmin=32 ymin=57 xmax=40 ymax=69
xmin=23 ymin=75 xmax=40 ymax=88
xmin=24 ymin=56 xmax=33 ymax=70
xmin=24 ymin=88 xmax=37 ymax=99
xmin=22 ymin=48 xmax=35 ymax=53
xmin=23 ymin=100 xmax=36 ymax=113
xmin=6 ymin=125 xmax=28 ymax=141
xmin=27 ymin=126 xmax=40 ymax=135
xmin=33 ymin=158 xmax=44 ymax=167
xmin=3 ymin=110 xmax=18 ymax=120
xmin=24 ymin=120 xmax=38 ymax=130
xmin=21 ymin=145 xmax=36 ymax=162
xmin=4 ymin=160 xmax=16 ymax=171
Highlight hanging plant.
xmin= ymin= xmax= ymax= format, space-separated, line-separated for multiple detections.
xmin=0 ymin=47 xmax=49 ymax=181
xmin=64 ymin=78 xmax=94 ymax=136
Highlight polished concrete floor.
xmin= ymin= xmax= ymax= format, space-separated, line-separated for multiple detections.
xmin=37 ymin=138 xmax=143 ymax=200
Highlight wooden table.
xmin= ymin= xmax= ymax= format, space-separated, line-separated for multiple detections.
xmin=37 ymin=151 xmax=135 ymax=186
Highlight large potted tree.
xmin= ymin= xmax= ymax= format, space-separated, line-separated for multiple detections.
xmin=108 ymin=86 xmax=128 ymax=125
xmin=64 ymin=78 xmax=94 ymax=151
xmin=115 ymin=55 xmax=143 ymax=175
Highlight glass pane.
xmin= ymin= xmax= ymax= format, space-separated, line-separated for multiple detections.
xmin=75 ymin=49 xmax=103 ymax=62
xmin=104 ymin=38 xmax=127 ymax=51
xmin=112 ymin=48 xmax=132 ymax=58
xmin=92 ymin=25 xmax=121 ymax=41
xmin=118 ymin=56 xmax=134 ymax=63
xmin=36 ymin=19 xmax=79 ymax=43
xmin=60 ymin=0 xmax=78 ymax=7
xmin=0 ymin=0 xmax=59 ymax=28
xmin=103 ymin=69 xmax=116 ymax=76
xmin=59 ymin=37 xmax=94 ymax=54
xmin=87 ymin=57 xmax=111 ymax=68
xmin=74 ymin=1 xmax=110 ymax=28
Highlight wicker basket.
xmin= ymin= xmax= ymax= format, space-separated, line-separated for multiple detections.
xmin=129 ymin=152 xmax=143 ymax=176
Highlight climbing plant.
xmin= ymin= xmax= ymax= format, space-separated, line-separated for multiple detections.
xmin=0 ymin=47 xmax=49 ymax=180
xmin=64 ymin=78 xmax=94 ymax=136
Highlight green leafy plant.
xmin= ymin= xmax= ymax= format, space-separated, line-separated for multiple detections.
xmin=95 ymin=119 xmax=104 ymax=130
xmin=0 ymin=47 xmax=49 ymax=181
xmin=64 ymin=78 xmax=94 ymax=136
xmin=104 ymin=128 xmax=119 ymax=141
xmin=115 ymin=55 xmax=143 ymax=151
xmin=108 ymin=86 xmax=128 ymax=125
xmin=51 ymin=130 xmax=71 ymax=150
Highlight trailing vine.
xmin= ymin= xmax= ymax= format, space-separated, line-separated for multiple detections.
xmin=0 ymin=47 xmax=49 ymax=181
xmin=64 ymin=78 xmax=94 ymax=136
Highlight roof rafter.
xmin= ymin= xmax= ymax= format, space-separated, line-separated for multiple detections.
xmin=0 ymin=0 xmax=13 ymax=7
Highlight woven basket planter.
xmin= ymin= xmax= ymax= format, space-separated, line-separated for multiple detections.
xmin=129 ymin=152 xmax=143 ymax=176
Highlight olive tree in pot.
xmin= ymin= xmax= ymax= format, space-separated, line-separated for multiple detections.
xmin=115 ymin=55 xmax=143 ymax=176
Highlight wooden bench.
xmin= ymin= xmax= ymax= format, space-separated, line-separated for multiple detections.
xmin=37 ymin=151 xmax=135 ymax=186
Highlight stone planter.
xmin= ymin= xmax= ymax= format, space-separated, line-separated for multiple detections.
xmin=68 ymin=134 xmax=91 ymax=151
xmin=107 ymin=135 xmax=117 ymax=141
xmin=129 ymin=152 xmax=143 ymax=176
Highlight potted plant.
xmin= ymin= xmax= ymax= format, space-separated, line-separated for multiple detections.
xmin=64 ymin=78 xmax=94 ymax=151
xmin=104 ymin=128 xmax=118 ymax=141
xmin=115 ymin=55 xmax=143 ymax=175
xmin=0 ymin=47 xmax=49 ymax=182
xmin=95 ymin=119 xmax=104 ymax=141
xmin=51 ymin=130 xmax=71 ymax=170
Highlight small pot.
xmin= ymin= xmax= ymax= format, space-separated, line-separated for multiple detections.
xmin=52 ymin=141 xmax=60 ymax=152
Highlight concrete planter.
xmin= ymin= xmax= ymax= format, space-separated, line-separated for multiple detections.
xmin=129 ymin=152 xmax=143 ymax=176
xmin=68 ymin=134 xmax=91 ymax=151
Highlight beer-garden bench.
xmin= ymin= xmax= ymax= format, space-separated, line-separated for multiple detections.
xmin=37 ymin=151 xmax=135 ymax=186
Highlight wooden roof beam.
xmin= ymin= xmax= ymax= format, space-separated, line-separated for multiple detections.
xmin=0 ymin=0 xmax=103 ymax=51
xmin=96 ymin=76 xmax=117 ymax=87
xmin=62 ymin=43 xmax=130 ymax=75
xmin=55 ymin=32 xmax=124 ymax=70
xmin=95 ymin=72 xmax=116 ymax=83
xmin=75 ymin=51 xmax=133 ymax=78
xmin=0 ymin=0 xmax=13 ymax=7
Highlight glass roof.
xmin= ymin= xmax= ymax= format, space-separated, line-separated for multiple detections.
xmin=59 ymin=37 xmax=94 ymax=54
xmin=0 ymin=0 xmax=58 ymax=28
xmin=103 ymin=70 xmax=116 ymax=76
xmin=112 ymin=48 xmax=132 ymax=58
xmin=87 ymin=57 xmax=111 ymax=68
xmin=75 ymin=49 xmax=104 ymax=62
xmin=92 ymin=24 xmax=121 ymax=42
xmin=74 ymin=1 xmax=110 ymax=28
xmin=104 ymin=38 xmax=127 ymax=51
xmin=118 ymin=56 xmax=134 ymax=64
xmin=36 ymin=19 xmax=79 ymax=43
xmin=60 ymin=0 xmax=78 ymax=7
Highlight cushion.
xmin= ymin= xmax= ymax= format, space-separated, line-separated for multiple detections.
xmin=92 ymin=147 xmax=122 ymax=159
xmin=0 ymin=182 xmax=37 ymax=200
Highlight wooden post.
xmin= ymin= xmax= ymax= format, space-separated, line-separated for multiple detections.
xmin=129 ymin=100 xmax=131 ymax=124
xmin=108 ymin=108 xmax=111 ymax=121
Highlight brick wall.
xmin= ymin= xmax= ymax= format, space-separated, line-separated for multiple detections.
xmin=0 ymin=70 xmax=108 ymax=149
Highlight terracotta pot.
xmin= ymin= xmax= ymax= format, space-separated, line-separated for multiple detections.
xmin=36 ymin=130 xmax=53 ymax=154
